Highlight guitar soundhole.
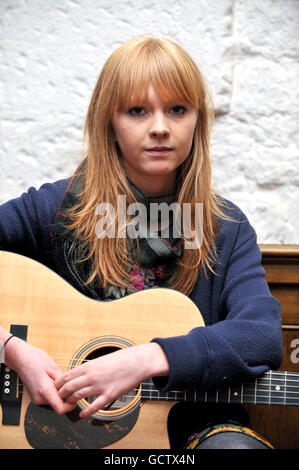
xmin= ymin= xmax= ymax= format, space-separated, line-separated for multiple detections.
xmin=85 ymin=345 xmax=119 ymax=359
xmin=82 ymin=345 xmax=139 ymax=416
xmin=71 ymin=336 xmax=142 ymax=421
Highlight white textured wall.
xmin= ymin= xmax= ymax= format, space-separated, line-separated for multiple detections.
xmin=1 ymin=0 xmax=298 ymax=243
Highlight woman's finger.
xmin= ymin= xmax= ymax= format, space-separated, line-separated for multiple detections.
xmin=64 ymin=386 xmax=94 ymax=404
xmin=48 ymin=394 xmax=76 ymax=415
xmin=55 ymin=363 xmax=87 ymax=389
xmin=38 ymin=380 xmax=77 ymax=415
xmin=79 ymin=395 xmax=108 ymax=418
xmin=56 ymin=374 xmax=89 ymax=400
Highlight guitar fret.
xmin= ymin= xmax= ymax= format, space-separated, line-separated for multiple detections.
xmin=242 ymin=382 xmax=256 ymax=404
xmin=218 ymin=386 xmax=230 ymax=404
xmin=284 ymin=371 xmax=299 ymax=406
xmin=167 ymin=391 xmax=175 ymax=400
xmin=254 ymin=378 xmax=257 ymax=405
xmin=269 ymin=372 xmax=285 ymax=405
xmin=269 ymin=371 xmax=272 ymax=405
xmin=229 ymin=386 xmax=242 ymax=404
xmin=192 ymin=389 xmax=205 ymax=403
xmin=257 ymin=375 xmax=270 ymax=404
xmin=254 ymin=376 xmax=270 ymax=404
xmin=205 ymin=389 xmax=219 ymax=403
xmin=141 ymin=379 xmax=152 ymax=400
xmin=247 ymin=385 xmax=256 ymax=403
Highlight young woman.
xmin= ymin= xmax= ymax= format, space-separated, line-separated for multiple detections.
xmin=0 ymin=37 xmax=282 ymax=449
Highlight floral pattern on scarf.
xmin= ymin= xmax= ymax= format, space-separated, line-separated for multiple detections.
xmin=104 ymin=265 xmax=167 ymax=300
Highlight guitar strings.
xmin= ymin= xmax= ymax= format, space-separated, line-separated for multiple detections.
xmin=12 ymin=389 xmax=299 ymax=405
xmin=14 ymin=382 xmax=299 ymax=396
xmin=13 ymin=370 xmax=299 ymax=393
xmin=13 ymin=373 xmax=299 ymax=390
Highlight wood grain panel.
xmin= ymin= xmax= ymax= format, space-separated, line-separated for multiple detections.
xmin=247 ymin=245 xmax=299 ymax=449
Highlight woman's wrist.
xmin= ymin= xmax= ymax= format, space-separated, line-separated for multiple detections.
xmin=0 ymin=327 xmax=14 ymax=345
xmin=137 ymin=342 xmax=169 ymax=378
xmin=2 ymin=335 xmax=25 ymax=371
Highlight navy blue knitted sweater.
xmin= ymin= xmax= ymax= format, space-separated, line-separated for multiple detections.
xmin=0 ymin=180 xmax=283 ymax=393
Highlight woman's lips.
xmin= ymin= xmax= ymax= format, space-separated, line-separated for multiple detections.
xmin=145 ymin=147 xmax=173 ymax=156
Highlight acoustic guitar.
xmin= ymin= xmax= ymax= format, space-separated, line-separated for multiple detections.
xmin=0 ymin=251 xmax=298 ymax=449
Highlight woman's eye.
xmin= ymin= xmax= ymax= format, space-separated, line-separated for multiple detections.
xmin=128 ymin=106 xmax=145 ymax=116
xmin=170 ymin=105 xmax=187 ymax=115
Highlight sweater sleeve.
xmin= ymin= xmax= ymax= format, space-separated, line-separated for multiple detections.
xmin=0 ymin=179 xmax=69 ymax=265
xmin=152 ymin=210 xmax=283 ymax=392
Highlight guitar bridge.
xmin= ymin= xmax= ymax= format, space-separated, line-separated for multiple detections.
xmin=0 ymin=324 xmax=28 ymax=425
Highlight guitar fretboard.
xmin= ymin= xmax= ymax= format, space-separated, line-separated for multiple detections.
xmin=141 ymin=370 xmax=299 ymax=406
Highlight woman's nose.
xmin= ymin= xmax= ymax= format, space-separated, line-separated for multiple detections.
xmin=149 ymin=113 xmax=170 ymax=138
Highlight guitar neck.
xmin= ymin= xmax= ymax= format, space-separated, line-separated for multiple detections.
xmin=142 ymin=370 xmax=299 ymax=407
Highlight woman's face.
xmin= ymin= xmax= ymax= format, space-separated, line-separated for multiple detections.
xmin=112 ymin=85 xmax=198 ymax=196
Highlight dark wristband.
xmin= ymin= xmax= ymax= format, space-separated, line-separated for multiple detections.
xmin=3 ymin=335 xmax=15 ymax=347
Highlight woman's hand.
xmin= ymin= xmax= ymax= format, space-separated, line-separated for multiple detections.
xmin=55 ymin=342 xmax=169 ymax=418
xmin=4 ymin=336 xmax=75 ymax=415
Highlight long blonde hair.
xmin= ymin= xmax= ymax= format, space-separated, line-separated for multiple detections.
xmin=68 ymin=36 xmax=230 ymax=295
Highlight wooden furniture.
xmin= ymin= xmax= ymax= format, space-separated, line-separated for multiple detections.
xmin=246 ymin=245 xmax=299 ymax=449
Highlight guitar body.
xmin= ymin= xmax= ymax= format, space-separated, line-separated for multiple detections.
xmin=0 ymin=251 xmax=203 ymax=449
